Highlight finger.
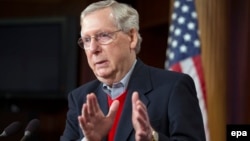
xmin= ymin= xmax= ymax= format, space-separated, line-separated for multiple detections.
xmin=132 ymin=91 xmax=139 ymax=110
xmin=81 ymin=103 xmax=85 ymax=116
xmin=87 ymin=93 xmax=97 ymax=115
xmin=82 ymin=103 xmax=90 ymax=122
xmin=134 ymin=106 xmax=148 ymax=130
xmin=132 ymin=91 xmax=148 ymax=122
xmin=88 ymin=93 xmax=100 ymax=113
xmin=81 ymin=103 xmax=86 ymax=116
xmin=136 ymin=113 xmax=148 ymax=130
xmin=92 ymin=93 xmax=101 ymax=112
xmin=107 ymin=100 xmax=119 ymax=120
xmin=132 ymin=93 xmax=151 ymax=132
xmin=78 ymin=115 xmax=87 ymax=130
xmin=135 ymin=111 xmax=152 ymax=139
xmin=136 ymin=101 xmax=148 ymax=121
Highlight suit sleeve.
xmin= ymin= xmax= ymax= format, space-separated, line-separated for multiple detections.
xmin=60 ymin=92 xmax=83 ymax=141
xmin=164 ymin=74 xmax=206 ymax=141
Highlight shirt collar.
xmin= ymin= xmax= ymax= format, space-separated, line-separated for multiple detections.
xmin=102 ymin=59 xmax=137 ymax=99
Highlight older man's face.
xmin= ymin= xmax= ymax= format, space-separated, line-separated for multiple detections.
xmin=80 ymin=8 xmax=137 ymax=84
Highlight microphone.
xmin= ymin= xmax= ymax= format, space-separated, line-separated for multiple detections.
xmin=0 ymin=121 xmax=22 ymax=137
xmin=20 ymin=119 xmax=40 ymax=141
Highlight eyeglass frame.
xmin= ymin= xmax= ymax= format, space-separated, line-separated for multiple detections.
xmin=78 ymin=29 xmax=122 ymax=50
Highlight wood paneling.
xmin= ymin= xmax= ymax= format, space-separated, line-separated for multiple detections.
xmin=196 ymin=0 xmax=229 ymax=141
xmin=196 ymin=0 xmax=250 ymax=140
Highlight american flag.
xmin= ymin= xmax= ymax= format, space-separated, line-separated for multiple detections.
xmin=165 ymin=0 xmax=209 ymax=140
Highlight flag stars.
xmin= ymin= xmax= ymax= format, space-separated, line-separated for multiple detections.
xmin=172 ymin=40 xmax=178 ymax=48
xmin=191 ymin=11 xmax=197 ymax=19
xmin=168 ymin=37 xmax=172 ymax=45
xmin=178 ymin=16 xmax=185 ymax=24
xmin=187 ymin=22 xmax=195 ymax=30
xmin=169 ymin=25 xmax=174 ymax=32
xmin=180 ymin=45 xmax=187 ymax=53
xmin=169 ymin=52 xmax=175 ymax=60
xmin=172 ymin=13 xmax=177 ymax=20
xmin=194 ymin=39 xmax=200 ymax=47
xmin=164 ymin=61 xmax=170 ymax=69
xmin=181 ymin=5 xmax=189 ymax=13
xmin=174 ymin=28 xmax=182 ymax=36
xmin=166 ymin=48 xmax=171 ymax=56
xmin=174 ymin=0 xmax=180 ymax=8
xmin=167 ymin=0 xmax=202 ymax=65
xmin=184 ymin=33 xmax=191 ymax=41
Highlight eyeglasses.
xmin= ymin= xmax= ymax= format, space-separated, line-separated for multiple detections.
xmin=78 ymin=29 xmax=122 ymax=50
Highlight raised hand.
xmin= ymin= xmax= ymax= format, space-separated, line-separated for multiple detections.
xmin=78 ymin=93 xmax=119 ymax=141
xmin=132 ymin=91 xmax=153 ymax=141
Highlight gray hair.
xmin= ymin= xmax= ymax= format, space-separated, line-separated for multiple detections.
xmin=80 ymin=0 xmax=142 ymax=54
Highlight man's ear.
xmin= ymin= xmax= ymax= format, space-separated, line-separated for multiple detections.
xmin=129 ymin=28 xmax=138 ymax=50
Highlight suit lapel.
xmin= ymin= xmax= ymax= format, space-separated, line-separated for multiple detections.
xmin=95 ymin=86 xmax=109 ymax=115
xmin=95 ymin=85 xmax=109 ymax=141
xmin=114 ymin=60 xmax=152 ymax=140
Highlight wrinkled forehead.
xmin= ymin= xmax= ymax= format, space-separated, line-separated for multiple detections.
xmin=81 ymin=8 xmax=117 ymax=34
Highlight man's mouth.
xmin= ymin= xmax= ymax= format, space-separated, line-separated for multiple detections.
xmin=95 ymin=60 xmax=108 ymax=67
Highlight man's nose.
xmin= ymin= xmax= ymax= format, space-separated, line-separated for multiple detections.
xmin=88 ymin=37 xmax=100 ymax=52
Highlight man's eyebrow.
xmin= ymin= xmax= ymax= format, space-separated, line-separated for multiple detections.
xmin=82 ymin=30 xmax=111 ymax=36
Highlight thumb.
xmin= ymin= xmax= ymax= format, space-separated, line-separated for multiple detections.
xmin=132 ymin=91 xmax=139 ymax=110
xmin=107 ymin=100 xmax=119 ymax=120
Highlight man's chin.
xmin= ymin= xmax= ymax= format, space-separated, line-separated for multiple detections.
xmin=95 ymin=71 xmax=111 ymax=79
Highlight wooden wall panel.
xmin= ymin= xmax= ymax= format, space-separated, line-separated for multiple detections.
xmin=195 ymin=0 xmax=229 ymax=141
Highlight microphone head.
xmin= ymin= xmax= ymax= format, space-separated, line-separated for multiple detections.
xmin=24 ymin=119 xmax=40 ymax=136
xmin=0 ymin=121 xmax=22 ymax=137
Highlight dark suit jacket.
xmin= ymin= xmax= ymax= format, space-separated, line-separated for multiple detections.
xmin=60 ymin=60 xmax=206 ymax=141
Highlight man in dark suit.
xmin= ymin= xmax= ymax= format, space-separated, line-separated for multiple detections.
xmin=61 ymin=0 xmax=205 ymax=141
